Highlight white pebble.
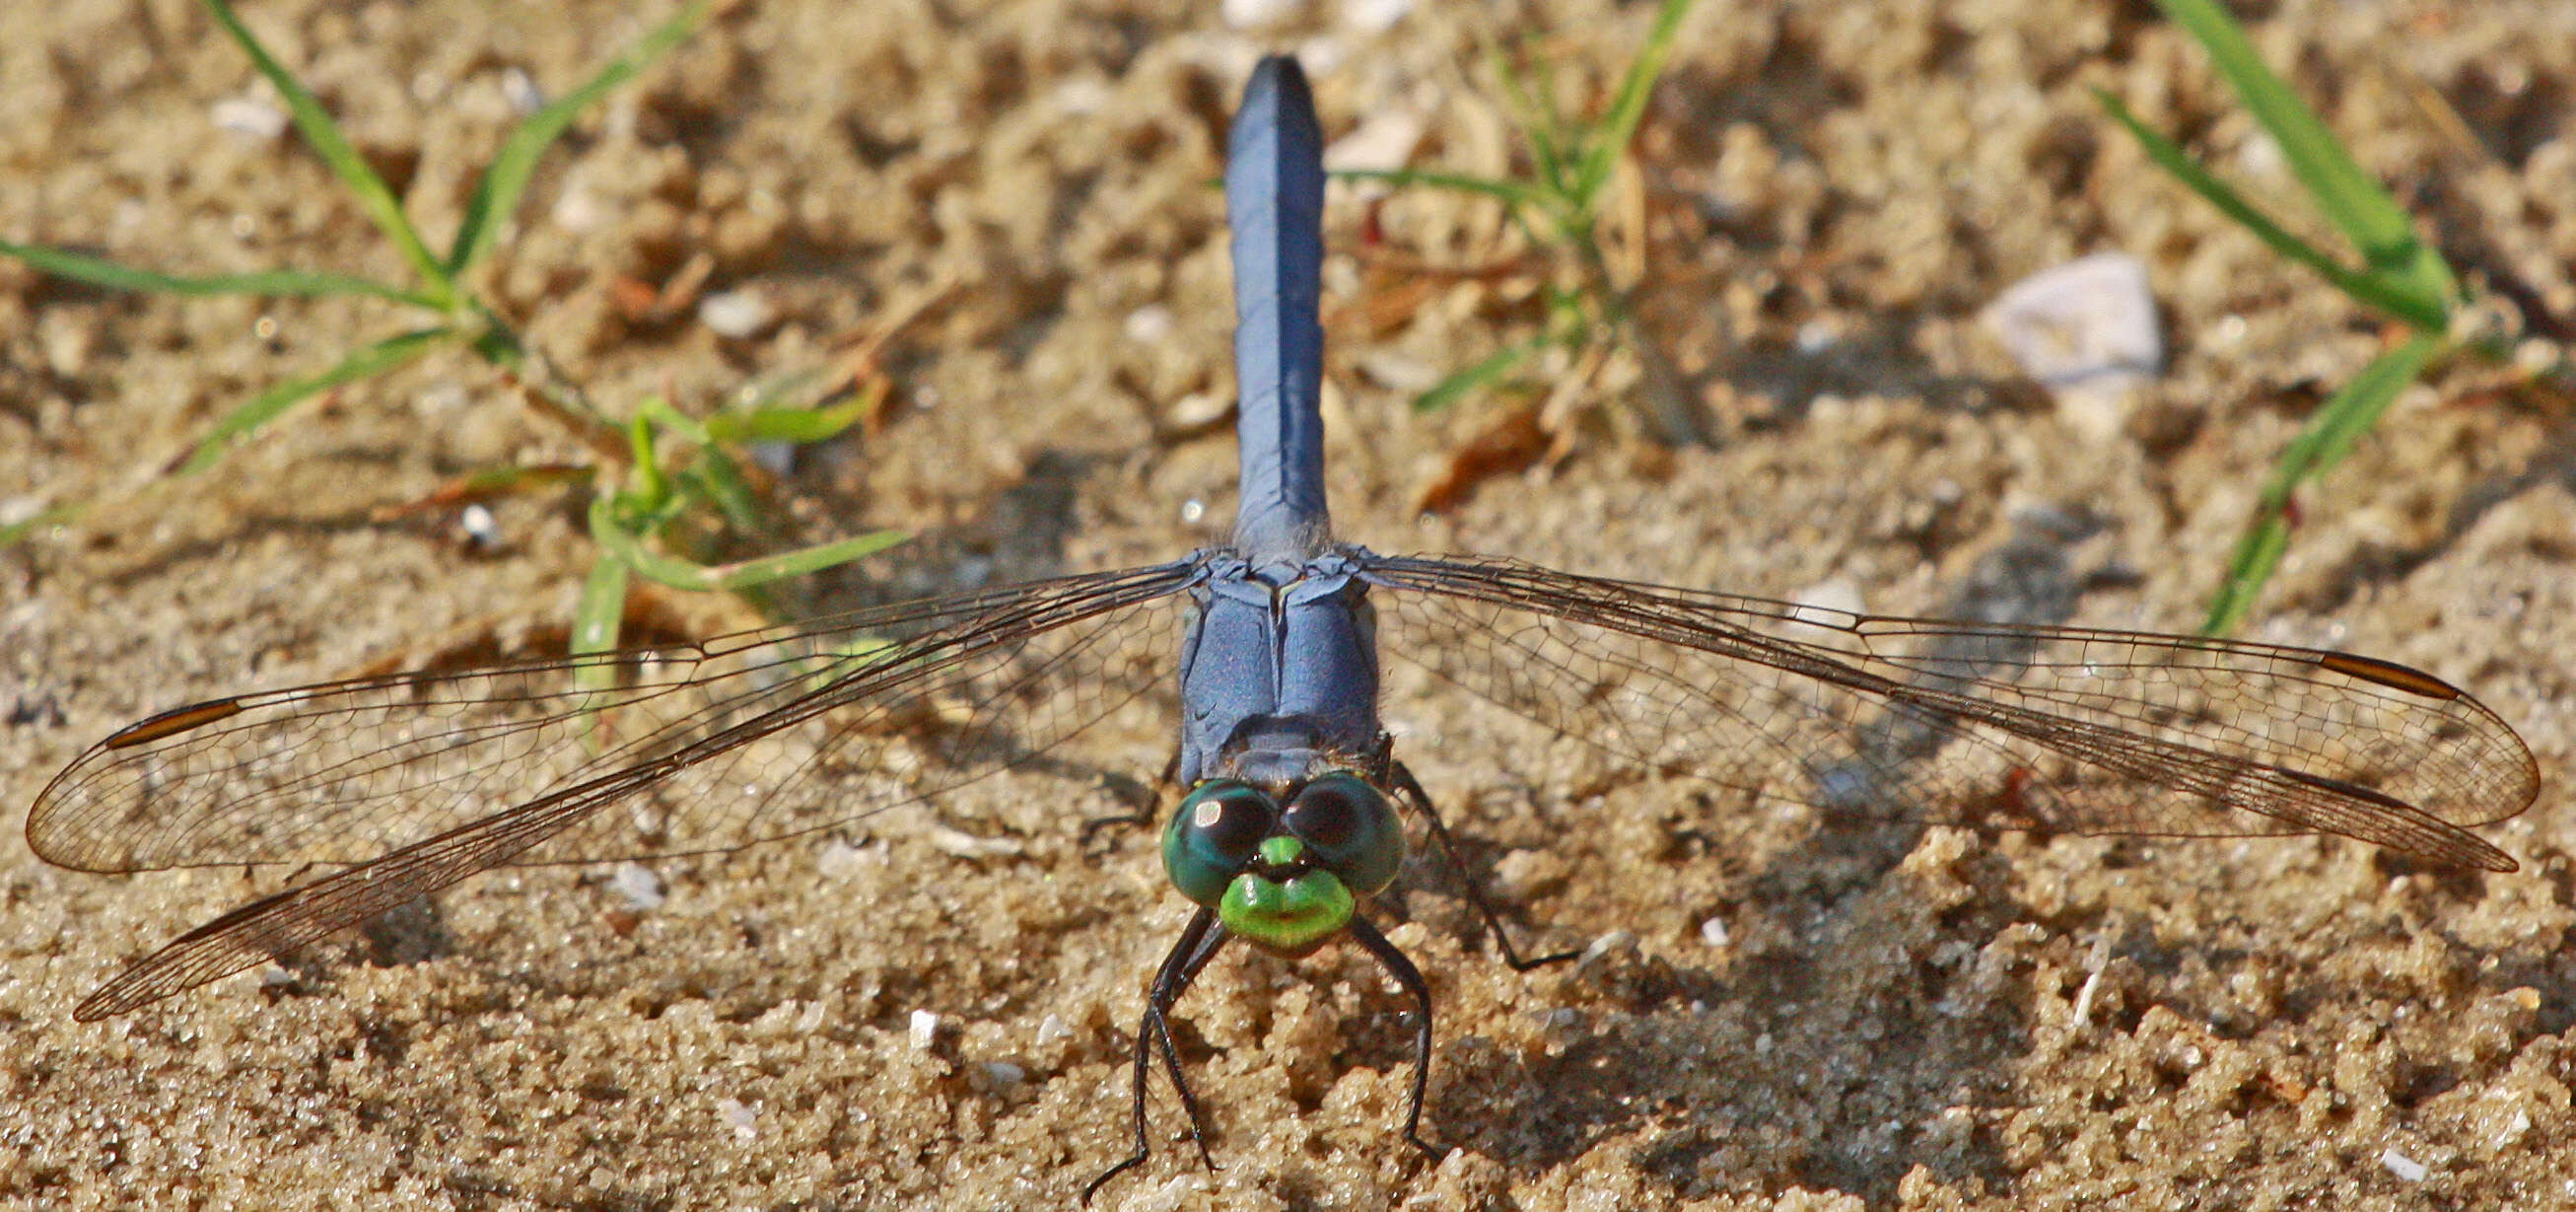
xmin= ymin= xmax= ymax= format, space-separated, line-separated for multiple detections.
xmin=211 ymin=96 xmax=287 ymax=142
xmin=1980 ymin=251 xmax=2163 ymax=394
xmin=909 ymin=1009 xmax=941 ymax=1051
xmin=610 ymin=861 xmax=664 ymax=910
xmin=1124 ymin=305 xmax=1174 ymax=343
xmin=716 ymin=1097 xmax=758 ymax=1141
xmin=2379 ymin=1147 xmax=2428 ymax=1182
xmin=1699 ymin=916 xmax=1730 ymax=948
xmin=1342 ymin=0 xmax=1413 ymax=34
xmin=1223 ymin=0 xmax=1306 ymax=28
xmin=699 ymin=289 xmax=776 ymax=338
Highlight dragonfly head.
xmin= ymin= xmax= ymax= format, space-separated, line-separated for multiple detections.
xmin=1161 ymin=773 xmax=1405 ymax=958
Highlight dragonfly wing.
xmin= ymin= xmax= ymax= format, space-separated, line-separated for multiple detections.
xmin=32 ymin=560 xmax=1200 ymax=1017
xmin=1363 ymin=553 xmax=2537 ymax=872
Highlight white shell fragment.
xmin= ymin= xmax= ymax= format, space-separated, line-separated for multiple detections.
xmin=610 ymin=862 xmax=665 ymax=911
xmin=211 ymin=96 xmax=288 ymax=143
xmin=2379 ymin=1148 xmax=2428 ymax=1182
xmin=909 ymin=1009 xmax=941 ymax=1051
xmin=698 ymin=289 xmax=777 ymax=338
xmin=1980 ymin=251 xmax=2164 ymax=397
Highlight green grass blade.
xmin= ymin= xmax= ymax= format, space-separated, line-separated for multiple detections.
xmin=1488 ymin=43 xmax=1568 ymax=198
xmin=447 ymin=2 xmax=713 ymax=275
xmin=175 ymin=325 xmax=457 ymax=474
xmin=2200 ymin=329 xmax=2445 ymax=634
xmin=0 ymin=240 xmax=441 ymax=307
xmin=0 ymin=504 xmax=83 ymax=548
xmin=1413 ymin=334 xmax=1546 ymax=414
xmin=1571 ymin=0 xmax=1695 ymax=207
xmin=572 ymin=551 xmax=630 ymax=660
xmin=681 ymin=449 xmax=768 ymax=534
xmin=567 ymin=552 xmax=630 ymax=729
xmin=1334 ymin=168 xmax=1534 ymax=207
xmin=701 ymin=395 xmax=873 ymax=445
xmin=590 ymin=495 xmax=906 ymax=593
xmin=2149 ymin=0 xmax=2456 ymax=313
xmin=2093 ymin=90 xmax=2446 ymax=330
xmin=199 ymin=0 xmax=452 ymax=303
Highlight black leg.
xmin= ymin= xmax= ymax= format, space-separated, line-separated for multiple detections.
xmin=1344 ymin=912 xmax=1444 ymax=1163
xmin=1083 ymin=906 xmax=1230 ymax=1204
xmin=1078 ymin=753 xmax=1181 ymax=854
xmin=1390 ymin=761 xmax=1580 ymax=972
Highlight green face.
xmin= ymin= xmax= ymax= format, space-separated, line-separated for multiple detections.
xmin=1160 ymin=773 xmax=1407 ymax=958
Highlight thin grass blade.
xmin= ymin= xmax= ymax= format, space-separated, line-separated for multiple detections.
xmin=2201 ymin=329 xmax=2444 ymax=634
xmin=589 ymin=496 xmax=905 ymax=593
xmin=701 ymin=395 xmax=873 ymax=445
xmin=2150 ymin=0 xmax=2457 ymax=314
xmin=2094 ymin=90 xmax=2445 ymax=330
xmin=174 ymin=326 xmax=457 ymax=475
xmin=1571 ymin=0 xmax=1695 ymax=207
xmin=1488 ymin=43 xmax=1569 ymax=198
xmin=0 ymin=241 xmax=440 ymax=307
xmin=0 ymin=504 xmax=83 ymax=548
xmin=199 ymin=0 xmax=451 ymax=302
xmin=447 ymin=2 xmax=714 ymax=275
xmin=1413 ymin=333 xmax=1547 ymax=414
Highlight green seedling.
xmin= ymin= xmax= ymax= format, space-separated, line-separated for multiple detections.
xmin=4 ymin=0 xmax=903 ymax=646
xmin=574 ymin=383 xmax=905 ymax=696
xmin=2098 ymin=0 xmax=2543 ymax=634
xmin=1340 ymin=0 xmax=1702 ymax=445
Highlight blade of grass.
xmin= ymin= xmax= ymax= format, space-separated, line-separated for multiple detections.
xmin=2149 ymin=0 xmax=2455 ymax=309
xmin=2200 ymin=329 xmax=2443 ymax=634
xmin=0 ymin=504 xmax=83 ymax=548
xmin=1413 ymin=333 xmax=1547 ymax=414
xmin=1488 ymin=44 xmax=1569 ymax=199
xmin=199 ymin=0 xmax=452 ymax=303
xmin=1571 ymin=0 xmax=1695 ymax=207
xmin=0 ymin=241 xmax=442 ymax=307
xmin=2094 ymin=91 xmax=2444 ymax=329
xmin=702 ymin=393 xmax=876 ymax=444
xmin=447 ymin=2 xmax=715 ymax=276
xmin=588 ymin=496 xmax=906 ymax=593
xmin=1334 ymin=168 xmax=1534 ymax=206
xmin=175 ymin=325 xmax=458 ymax=474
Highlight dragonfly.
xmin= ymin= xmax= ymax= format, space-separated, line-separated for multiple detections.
xmin=29 ymin=55 xmax=2541 ymax=1200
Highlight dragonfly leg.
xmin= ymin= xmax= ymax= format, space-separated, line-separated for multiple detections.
xmin=1083 ymin=906 xmax=1231 ymax=1204
xmin=1077 ymin=751 xmax=1184 ymax=855
xmin=1389 ymin=761 xmax=1581 ymax=972
xmin=1344 ymin=912 xmax=1445 ymax=1164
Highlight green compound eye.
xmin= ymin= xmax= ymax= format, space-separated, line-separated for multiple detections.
xmin=1161 ymin=780 xmax=1276 ymax=908
xmin=1280 ymin=773 xmax=1404 ymax=897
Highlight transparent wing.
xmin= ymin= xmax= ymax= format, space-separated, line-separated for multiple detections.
xmin=29 ymin=560 xmax=1200 ymax=1019
xmin=1364 ymin=553 xmax=2537 ymax=872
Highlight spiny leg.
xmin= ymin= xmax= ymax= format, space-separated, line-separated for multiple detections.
xmin=1084 ymin=905 xmax=1231 ymax=1204
xmin=1344 ymin=912 xmax=1444 ymax=1161
xmin=1078 ymin=751 xmax=1184 ymax=855
xmin=1390 ymin=760 xmax=1581 ymax=972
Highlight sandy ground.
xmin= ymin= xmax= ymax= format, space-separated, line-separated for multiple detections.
xmin=6 ymin=0 xmax=2576 ymax=1208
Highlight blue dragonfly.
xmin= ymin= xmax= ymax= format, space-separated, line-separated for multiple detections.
xmin=28 ymin=55 xmax=2540 ymax=1198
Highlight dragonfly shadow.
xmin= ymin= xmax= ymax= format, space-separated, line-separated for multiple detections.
xmin=1425 ymin=815 xmax=2034 ymax=1203
xmin=1414 ymin=518 xmax=2133 ymax=1201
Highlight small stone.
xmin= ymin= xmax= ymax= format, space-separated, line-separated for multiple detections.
xmin=1980 ymin=251 xmax=2163 ymax=395
xmin=610 ymin=862 xmax=664 ymax=911
xmin=1223 ymin=0 xmax=1306 ymax=28
xmin=211 ymin=96 xmax=288 ymax=143
xmin=699 ymin=289 xmax=776 ymax=338
xmin=1342 ymin=0 xmax=1413 ymax=34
